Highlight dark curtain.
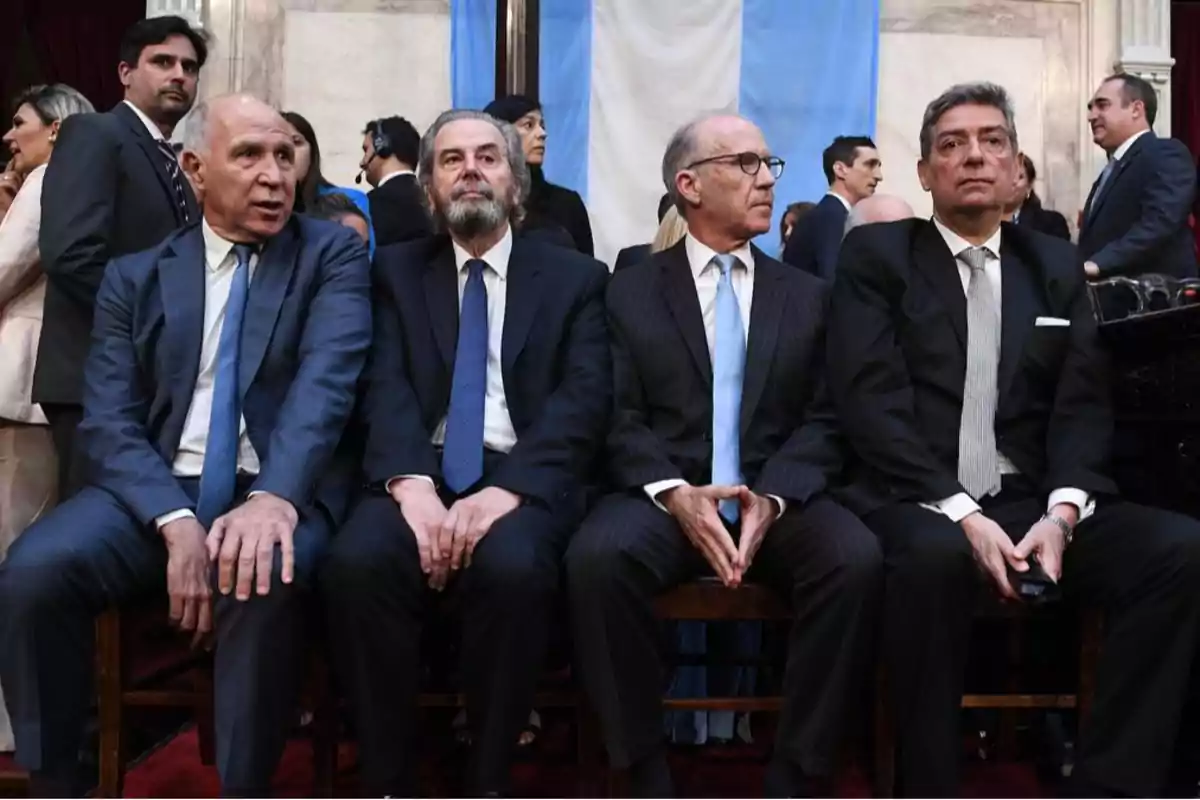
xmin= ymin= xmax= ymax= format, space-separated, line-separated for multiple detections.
xmin=25 ymin=0 xmax=144 ymax=111
xmin=1172 ymin=1 xmax=1200 ymax=255
xmin=0 ymin=0 xmax=30 ymax=107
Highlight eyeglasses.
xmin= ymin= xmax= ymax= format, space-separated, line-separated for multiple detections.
xmin=686 ymin=152 xmax=785 ymax=179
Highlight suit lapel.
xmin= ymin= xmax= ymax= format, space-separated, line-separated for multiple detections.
xmin=424 ymin=241 xmax=459 ymax=369
xmin=113 ymin=103 xmax=186 ymax=224
xmin=997 ymin=229 xmax=1040 ymax=402
xmin=1083 ymin=133 xmax=1150 ymax=232
xmin=913 ymin=221 xmax=968 ymax=349
xmin=501 ymin=238 xmax=542 ymax=373
xmin=237 ymin=222 xmax=298 ymax=400
xmin=159 ymin=228 xmax=206 ymax=422
xmin=739 ymin=248 xmax=785 ymax=434
xmin=661 ymin=242 xmax=712 ymax=385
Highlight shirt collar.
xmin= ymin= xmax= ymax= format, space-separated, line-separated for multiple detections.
xmin=201 ymin=219 xmax=259 ymax=273
xmin=377 ymin=169 xmax=415 ymax=187
xmin=932 ymin=215 xmax=1002 ymax=260
xmin=684 ymin=232 xmax=755 ymax=280
xmin=826 ymin=191 xmax=852 ymax=212
xmin=1111 ymin=128 xmax=1150 ymax=162
xmin=123 ymin=99 xmax=166 ymax=142
xmin=451 ymin=224 xmax=513 ymax=280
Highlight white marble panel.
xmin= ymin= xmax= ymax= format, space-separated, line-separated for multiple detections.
xmin=876 ymin=31 xmax=1046 ymax=220
xmin=282 ymin=8 xmax=451 ymax=185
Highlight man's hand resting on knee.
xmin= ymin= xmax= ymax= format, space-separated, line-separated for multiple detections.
xmin=441 ymin=487 xmax=522 ymax=573
xmin=390 ymin=478 xmax=451 ymax=591
xmin=161 ymin=516 xmax=213 ymax=648
xmin=206 ymin=493 xmax=299 ymax=602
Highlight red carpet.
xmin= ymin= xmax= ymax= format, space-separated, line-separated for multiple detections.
xmin=120 ymin=727 xmax=1051 ymax=798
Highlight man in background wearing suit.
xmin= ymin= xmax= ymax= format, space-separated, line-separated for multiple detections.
xmin=322 ymin=109 xmax=611 ymax=797
xmin=829 ymin=81 xmax=1200 ymax=797
xmin=782 ymin=135 xmax=880 ymax=280
xmin=36 ymin=15 xmax=206 ymax=494
xmin=568 ymin=114 xmax=882 ymax=798
xmin=1080 ymin=73 xmax=1197 ymax=278
xmin=0 ymin=94 xmax=372 ymax=797
xmin=360 ymin=115 xmax=431 ymax=246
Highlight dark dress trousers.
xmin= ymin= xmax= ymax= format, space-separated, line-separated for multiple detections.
xmin=367 ymin=172 xmax=431 ymax=247
xmin=321 ymin=234 xmax=611 ymax=796
xmin=828 ymin=218 xmax=1200 ymax=796
xmin=780 ymin=193 xmax=848 ymax=280
xmin=0 ymin=217 xmax=371 ymax=794
xmin=35 ymin=102 xmax=199 ymax=493
xmin=1078 ymin=132 xmax=1197 ymax=278
xmin=567 ymin=240 xmax=882 ymax=777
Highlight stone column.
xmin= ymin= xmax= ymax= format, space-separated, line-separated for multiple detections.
xmin=1116 ymin=0 xmax=1174 ymax=134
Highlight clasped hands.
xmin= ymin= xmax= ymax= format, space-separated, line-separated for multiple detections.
xmin=662 ymin=484 xmax=778 ymax=588
xmin=391 ymin=478 xmax=521 ymax=591
xmin=160 ymin=492 xmax=299 ymax=647
xmin=961 ymin=503 xmax=1077 ymax=600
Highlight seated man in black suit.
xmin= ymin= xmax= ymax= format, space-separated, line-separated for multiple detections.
xmin=322 ymin=109 xmax=611 ymax=796
xmin=782 ymin=134 xmax=880 ymax=279
xmin=568 ymin=114 xmax=882 ymax=798
xmin=1080 ymin=73 xmax=1197 ymax=278
xmin=0 ymin=94 xmax=372 ymax=796
xmin=360 ymin=115 xmax=431 ymax=246
xmin=829 ymin=81 xmax=1200 ymax=797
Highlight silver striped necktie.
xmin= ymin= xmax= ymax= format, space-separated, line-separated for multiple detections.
xmin=958 ymin=246 xmax=1002 ymax=498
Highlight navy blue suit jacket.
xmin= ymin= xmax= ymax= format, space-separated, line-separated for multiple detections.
xmin=1079 ymin=133 xmax=1197 ymax=278
xmin=361 ymin=234 xmax=612 ymax=515
xmin=76 ymin=215 xmax=373 ymax=527
xmin=781 ymin=194 xmax=848 ymax=280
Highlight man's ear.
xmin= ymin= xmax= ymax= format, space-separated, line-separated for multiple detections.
xmin=916 ymin=159 xmax=931 ymax=193
xmin=180 ymin=150 xmax=204 ymax=191
xmin=676 ymin=170 xmax=701 ymax=210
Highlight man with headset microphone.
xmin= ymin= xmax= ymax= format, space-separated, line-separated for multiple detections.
xmin=359 ymin=116 xmax=432 ymax=246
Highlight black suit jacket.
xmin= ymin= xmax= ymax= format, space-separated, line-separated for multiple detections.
xmin=78 ymin=216 xmax=371 ymax=526
xmin=1078 ymin=132 xmax=1197 ymax=278
xmin=368 ymin=173 xmax=431 ymax=247
xmin=1016 ymin=203 xmax=1071 ymax=241
xmin=828 ymin=219 xmax=1117 ymax=516
xmin=360 ymin=234 xmax=612 ymax=515
xmin=35 ymin=101 xmax=198 ymax=406
xmin=606 ymin=240 xmax=842 ymax=505
xmin=781 ymin=193 xmax=848 ymax=280
xmin=613 ymin=243 xmax=651 ymax=272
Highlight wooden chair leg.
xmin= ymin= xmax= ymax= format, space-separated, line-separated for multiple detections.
xmin=95 ymin=610 xmax=125 ymax=799
xmin=193 ymin=661 xmax=216 ymax=766
xmin=997 ymin=621 xmax=1024 ymax=759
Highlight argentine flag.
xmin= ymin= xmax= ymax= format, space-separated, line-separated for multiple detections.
xmin=453 ymin=0 xmax=880 ymax=266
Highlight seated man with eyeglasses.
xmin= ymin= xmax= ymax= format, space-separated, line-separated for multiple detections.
xmin=566 ymin=114 xmax=882 ymax=798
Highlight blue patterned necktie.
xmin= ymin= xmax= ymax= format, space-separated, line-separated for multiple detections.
xmin=711 ymin=254 xmax=745 ymax=522
xmin=156 ymin=139 xmax=191 ymax=224
xmin=442 ymin=258 xmax=489 ymax=493
xmin=196 ymin=244 xmax=254 ymax=527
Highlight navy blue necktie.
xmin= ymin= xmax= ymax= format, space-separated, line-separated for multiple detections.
xmin=442 ymin=258 xmax=488 ymax=493
xmin=156 ymin=139 xmax=191 ymax=224
xmin=196 ymin=244 xmax=253 ymax=526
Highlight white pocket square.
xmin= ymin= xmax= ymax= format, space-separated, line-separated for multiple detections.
xmin=1035 ymin=316 xmax=1070 ymax=327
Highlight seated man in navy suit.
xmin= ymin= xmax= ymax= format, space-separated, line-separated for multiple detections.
xmin=321 ymin=109 xmax=611 ymax=796
xmin=0 ymin=94 xmax=372 ymax=796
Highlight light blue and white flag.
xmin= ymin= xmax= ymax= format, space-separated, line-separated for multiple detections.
xmin=453 ymin=0 xmax=880 ymax=265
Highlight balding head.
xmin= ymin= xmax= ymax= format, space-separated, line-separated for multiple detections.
xmin=662 ymin=113 xmax=778 ymax=250
xmin=180 ymin=93 xmax=296 ymax=243
xmin=844 ymin=193 xmax=915 ymax=236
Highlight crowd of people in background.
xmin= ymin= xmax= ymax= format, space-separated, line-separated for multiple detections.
xmin=0 ymin=11 xmax=1199 ymax=799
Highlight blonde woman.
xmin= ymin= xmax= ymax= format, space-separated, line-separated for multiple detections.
xmin=651 ymin=204 xmax=688 ymax=252
xmin=0 ymin=83 xmax=93 ymax=752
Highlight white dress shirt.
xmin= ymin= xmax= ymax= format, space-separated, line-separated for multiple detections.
xmin=1110 ymin=128 xmax=1150 ymax=161
xmin=926 ymin=217 xmax=1093 ymax=523
xmin=123 ymin=100 xmax=166 ymax=141
xmin=155 ymin=221 xmax=263 ymax=528
xmin=827 ymin=191 xmax=852 ymax=212
xmin=643 ymin=234 xmax=786 ymax=517
xmin=377 ymin=169 xmax=415 ymax=188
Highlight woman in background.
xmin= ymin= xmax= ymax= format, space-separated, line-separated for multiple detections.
xmin=1005 ymin=152 xmax=1071 ymax=240
xmin=0 ymin=82 xmax=94 ymax=753
xmin=282 ymin=111 xmax=376 ymax=255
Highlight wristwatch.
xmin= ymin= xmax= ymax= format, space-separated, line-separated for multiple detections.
xmin=1042 ymin=512 xmax=1074 ymax=546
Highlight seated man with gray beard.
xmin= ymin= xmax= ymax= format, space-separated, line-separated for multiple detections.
xmin=321 ymin=109 xmax=612 ymax=797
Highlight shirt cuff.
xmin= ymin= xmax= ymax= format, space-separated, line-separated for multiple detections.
xmin=155 ymin=508 xmax=195 ymax=531
xmin=1047 ymin=488 xmax=1095 ymax=522
xmin=921 ymin=492 xmax=981 ymax=523
xmin=386 ymin=475 xmax=436 ymax=493
xmin=767 ymin=495 xmax=787 ymax=519
xmin=645 ymin=479 xmax=688 ymax=513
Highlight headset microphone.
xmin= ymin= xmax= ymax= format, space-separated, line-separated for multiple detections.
xmin=355 ymin=152 xmax=376 ymax=185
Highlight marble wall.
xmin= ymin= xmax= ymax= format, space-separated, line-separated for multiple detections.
xmin=202 ymin=0 xmax=452 ymax=185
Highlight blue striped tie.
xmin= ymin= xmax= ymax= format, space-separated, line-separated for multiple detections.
xmin=711 ymin=254 xmax=745 ymax=522
xmin=196 ymin=244 xmax=253 ymax=527
xmin=442 ymin=258 xmax=488 ymax=493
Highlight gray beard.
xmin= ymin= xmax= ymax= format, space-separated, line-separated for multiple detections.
xmin=444 ymin=196 xmax=508 ymax=239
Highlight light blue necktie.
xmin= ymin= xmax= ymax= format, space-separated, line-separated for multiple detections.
xmin=711 ymin=254 xmax=745 ymax=522
xmin=196 ymin=244 xmax=254 ymax=527
xmin=442 ymin=258 xmax=488 ymax=493
xmin=1087 ymin=157 xmax=1116 ymax=219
